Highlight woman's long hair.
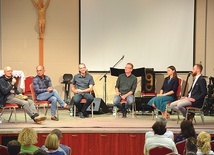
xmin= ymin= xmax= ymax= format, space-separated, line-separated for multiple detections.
xmin=167 ymin=65 xmax=177 ymax=78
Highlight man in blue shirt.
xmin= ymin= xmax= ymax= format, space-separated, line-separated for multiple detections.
xmin=71 ymin=63 xmax=95 ymax=118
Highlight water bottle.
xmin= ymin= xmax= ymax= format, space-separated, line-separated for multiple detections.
xmin=113 ymin=106 xmax=117 ymax=117
xmin=70 ymin=107 xmax=73 ymax=117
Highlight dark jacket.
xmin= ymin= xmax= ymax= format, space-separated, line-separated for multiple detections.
xmin=188 ymin=75 xmax=207 ymax=108
xmin=0 ymin=75 xmax=20 ymax=106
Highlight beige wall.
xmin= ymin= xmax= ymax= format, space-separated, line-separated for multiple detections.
xmin=0 ymin=0 xmax=214 ymax=104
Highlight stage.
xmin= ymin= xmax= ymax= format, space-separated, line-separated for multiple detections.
xmin=0 ymin=108 xmax=214 ymax=134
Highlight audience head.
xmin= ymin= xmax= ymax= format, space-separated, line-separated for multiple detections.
xmin=51 ymin=129 xmax=62 ymax=141
xmin=167 ymin=65 xmax=177 ymax=78
xmin=180 ymin=120 xmax=196 ymax=139
xmin=156 ymin=117 xmax=167 ymax=127
xmin=192 ymin=64 xmax=203 ymax=76
xmin=18 ymin=127 xmax=38 ymax=146
xmin=36 ymin=65 xmax=45 ymax=77
xmin=152 ymin=122 xmax=166 ymax=135
xmin=7 ymin=140 xmax=21 ymax=155
xmin=197 ymin=131 xmax=212 ymax=155
xmin=33 ymin=149 xmax=47 ymax=155
xmin=185 ymin=137 xmax=197 ymax=155
xmin=45 ymin=133 xmax=59 ymax=151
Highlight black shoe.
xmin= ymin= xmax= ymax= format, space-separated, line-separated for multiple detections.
xmin=122 ymin=110 xmax=127 ymax=118
xmin=79 ymin=112 xmax=85 ymax=118
xmin=83 ymin=111 xmax=89 ymax=118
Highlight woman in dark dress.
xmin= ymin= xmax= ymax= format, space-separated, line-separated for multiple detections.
xmin=147 ymin=65 xmax=179 ymax=118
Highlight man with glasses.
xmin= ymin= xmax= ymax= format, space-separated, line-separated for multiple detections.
xmin=113 ymin=63 xmax=137 ymax=118
xmin=33 ymin=65 xmax=68 ymax=121
xmin=71 ymin=63 xmax=95 ymax=118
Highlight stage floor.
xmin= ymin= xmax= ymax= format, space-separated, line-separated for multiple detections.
xmin=0 ymin=109 xmax=214 ymax=134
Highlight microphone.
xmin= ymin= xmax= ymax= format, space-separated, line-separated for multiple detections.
xmin=121 ymin=55 xmax=125 ymax=59
xmin=187 ymin=71 xmax=192 ymax=77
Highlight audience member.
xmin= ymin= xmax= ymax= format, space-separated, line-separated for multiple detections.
xmin=0 ymin=66 xmax=46 ymax=123
xmin=170 ymin=64 xmax=207 ymax=121
xmin=71 ymin=63 xmax=95 ymax=118
xmin=144 ymin=122 xmax=178 ymax=155
xmin=197 ymin=131 xmax=214 ymax=155
xmin=185 ymin=137 xmax=197 ymax=155
xmin=113 ymin=63 xmax=137 ymax=118
xmin=33 ymin=65 xmax=69 ymax=121
xmin=41 ymin=129 xmax=71 ymax=155
xmin=145 ymin=117 xmax=174 ymax=141
xmin=18 ymin=127 xmax=39 ymax=154
xmin=175 ymin=120 xmax=196 ymax=143
xmin=45 ymin=133 xmax=64 ymax=155
xmin=7 ymin=140 xmax=21 ymax=155
xmin=148 ymin=66 xmax=179 ymax=118
xmin=33 ymin=149 xmax=47 ymax=155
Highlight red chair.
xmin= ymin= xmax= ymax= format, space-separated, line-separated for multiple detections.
xmin=149 ymin=146 xmax=173 ymax=155
xmin=211 ymin=140 xmax=214 ymax=151
xmin=0 ymin=103 xmax=27 ymax=124
xmin=30 ymin=84 xmax=59 ymax=119
xmin=22 ymin=76 xmax=34 ymax=98
xmin=0 ymin=145 xmax=9 ymax=155
xmin=176 ymin=139 xmax=186 ymax=155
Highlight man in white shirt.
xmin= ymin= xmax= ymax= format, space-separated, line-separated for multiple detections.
xmin=144 ymin=122 xmax=178 ymax=155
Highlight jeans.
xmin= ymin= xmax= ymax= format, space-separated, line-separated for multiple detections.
xmin=37 ymin=90 xmax=66 ymax=116
xmin=71 ymin=93 xmax=94 ymax=113
xmin=113 ymin=95 xmax=134 ymax=112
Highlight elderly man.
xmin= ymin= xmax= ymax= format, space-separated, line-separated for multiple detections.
xmin=0 ymin=66 xmax=46 ymax=123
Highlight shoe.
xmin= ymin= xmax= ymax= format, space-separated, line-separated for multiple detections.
xmin=79 ymin=112 xmax=85 ymax=118
xmin=122 ymin=110 xmax=127 ymax=118
xmin=63 ymin=104 xmax=69 ymax=110
xmin=83 ymin=111 xmax=89 ymax=118
xmin=51 ymin=116 xmax=59 ymax=121
xmin=34 ymin=115 xmax=47 ymax=123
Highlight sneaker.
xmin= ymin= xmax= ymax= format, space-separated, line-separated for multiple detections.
xmin=34 ymin=115 xmax=46 ymax=122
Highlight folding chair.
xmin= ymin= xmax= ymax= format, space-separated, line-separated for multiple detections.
xmin=149 ymin=146 xmax=173 ymax=155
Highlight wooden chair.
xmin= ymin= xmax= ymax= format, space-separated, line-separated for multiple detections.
xmin=175 ymin=139 xmax=186 ymax=155
xmin=0 ymin=103 xmax=27 ymax=124
xmin=0 ymin=144 xmax=9 ymax=155
xmin=22 ymin=76 xmax=34 ymax=98
xmin=149 ymin=146 xmax=173 ymax=155
xmin=30 ymin=84 xmax=59 ymax=119
xmin=185 ymin=96 xmax=207 ymax=124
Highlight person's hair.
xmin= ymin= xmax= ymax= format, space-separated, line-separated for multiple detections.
xmin=126 ymin=63 xmax=134 ymax=69
xmin=197 ymin=131 xmax=211 ymax=155
xmin=156 ymin=117 xmax=167 ymax=127
xmin=51 ymin=129 xmax=62 ymax=140
xmin=167 ymin=65 xmax=177 ymax=78
xmin=7 ymin=140 xmax=21 ymax=155
xmin=152 ymin=122 xmax=166 ymax=135
xmin=18 ymin=127 xmax=38 ymax=146
xmin=185 ymin=137 xmax=197 ymax=154
xmin=33 ymin=149 xmax=47 ymax=155
xmin=45 ymin=133 xmax=59 ymax=150
xmin=180 ymin=120 xmax=196 ymax=139
xmin=195 ymin=64 xmax=203 ymax=72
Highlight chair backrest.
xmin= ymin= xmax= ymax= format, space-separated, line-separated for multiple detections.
xmin=62 ymin=74 xmax=73 ymax=82
xmin=149 ymin=146 xmax=173 ymax=155
xmin=211 ymin=140 xmax=214 ymax=151
xmin=176 ymin=77 xmax=183 ymax=100
xmin=23 ymin=76 xmax=34 ymax=94
xmin=0 ymin=145 xmax=9 ymax=155
xmin=29 ymin=83 xmax=37 ymax=102
xmin=176 ymin=139 xmax=186 ymax=155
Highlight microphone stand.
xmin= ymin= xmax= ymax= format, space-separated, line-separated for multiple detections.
xmin=182 ymin=73 xmax=191 ymax=96
xmin=99 ymin=55 xmax=124 ymax=103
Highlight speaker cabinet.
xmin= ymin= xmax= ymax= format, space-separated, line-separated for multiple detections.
xmin=141 ymin=68 xmax=155 ymax=93
xmin=86 ymin=98 xmax=109 ymax=114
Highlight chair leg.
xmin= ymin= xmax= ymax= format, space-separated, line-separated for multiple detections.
xmin=74 ymin=105 xmax=76 ymax=118
xmin=91 ymin=103 xmax=93 ymax=118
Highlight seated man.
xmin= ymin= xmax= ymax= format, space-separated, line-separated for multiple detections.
xmin=33 ymin=65 xmax=68 ymax=121
xmin=145 ymin=117 xmax=174 ymax=141
xmin=113 ymin=63 xmax=137 ymax=118
xmin=71 ymin=63 xmax=95 ymax=118
xmin=170 ymin=64 xmax=207 ymax=121
xmin=0 ymin=66 xmax=46 ymax=123
xmin=144 ymin=122 xmax=178 ymax=155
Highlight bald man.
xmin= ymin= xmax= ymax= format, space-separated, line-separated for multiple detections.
xmin=0 ymin=66 xmax=46 ymax=123
xmin=33 ymin=65 xmax=68 ymax=121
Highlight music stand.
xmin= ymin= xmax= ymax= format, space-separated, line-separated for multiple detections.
xmin=110 ymin=67 xmax=145 ymax=77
